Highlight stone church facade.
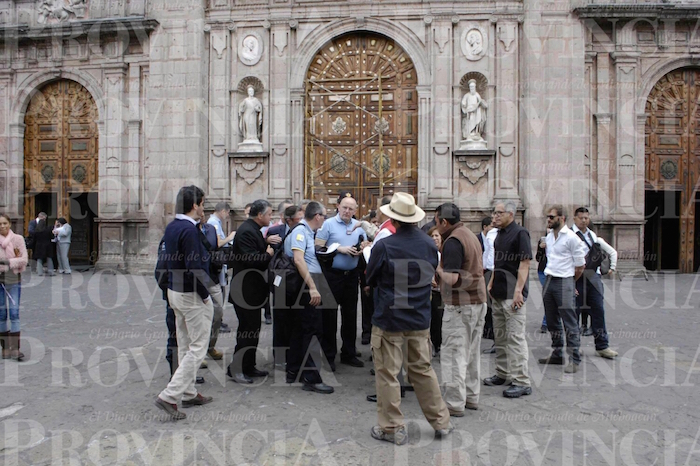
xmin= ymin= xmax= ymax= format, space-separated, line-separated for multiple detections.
xmin=0 ymin=0 xmax=698 ymax=273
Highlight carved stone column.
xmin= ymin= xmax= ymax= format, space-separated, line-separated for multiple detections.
xmin=207 ymin=24 xmax=232 ymax=201
xmin=494 ymin=20 xmax=520 ymax=200
xmin=269 ymin=21 xmax=292 ymax=205
xmin=102 ymin=65 xmax=128 ymax=215
xmin=290 ymin=89 xmax=304 ymax=202
xmin=612 ymin=52 xmax=640 ymax=213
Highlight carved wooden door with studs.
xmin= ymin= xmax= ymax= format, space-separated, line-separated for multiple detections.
xmin=645 ymin=68 xmax=700 ymax=272
xmin=305 ymin=33 xmax=418 ymax=217
xmin=24 ymin=80 xmax=99 ymax=264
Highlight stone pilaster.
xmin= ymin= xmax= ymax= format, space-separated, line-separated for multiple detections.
xmin=268 ymin=21 xmax=292 ymax=205
xmin=102 ymin=65 xmax=128 ymax=215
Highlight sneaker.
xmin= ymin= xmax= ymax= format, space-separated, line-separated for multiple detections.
xmin=219 ymin=323 xmax=232 ymax=333
xmin=448 ymin=408 xmax=465 ymax=417
xmin=434 ymin=424 xmax=454 ymax=439
xmin=503 ymin=385 xmax=532 ymax=398
xmin=154 ymin=397 xmax=186 ymax=420
xmin=564 ymin=362 xmax=579 ymax=373
xmin=483 ymin=375 xmax=508 ymax=386
xmin=200 ymin=360 xmax=208 ymax=369
xmin=597 ymin=348 xmax=618 ymax=359
xmin=207 ymin=348 xmax=223 ymax=360
xmin=465 ymin=401 xmax=478 ymax=411
xmin=370 ymin=425 xmax=408 ymax=445
xmin=181 ymin=393 xmax=213 ymax=408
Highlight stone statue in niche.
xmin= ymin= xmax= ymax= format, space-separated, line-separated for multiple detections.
xmin=460 ymin=79 xmax=488 ymax=150
xmin=238 ymin=85 xmax=263 ymax=152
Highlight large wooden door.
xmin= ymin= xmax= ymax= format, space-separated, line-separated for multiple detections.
xmin=305 ymin=33 xmax=418 ymax=217
xmin=24 ymin=80 xmax=99 ymax=264
xmin=645 ymin=68 xmax=700 ymax=272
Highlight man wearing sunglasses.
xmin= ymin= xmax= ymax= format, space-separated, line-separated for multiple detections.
xmin=539 ymin=205 xmax=587 ymax=374
xmin=483 ymin=201 xmax=533 ymax=398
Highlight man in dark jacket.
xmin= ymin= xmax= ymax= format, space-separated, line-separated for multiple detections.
xmin=227 ymin=199 xmax=274 ymax=384
xmin=366 ymin=192 xmax=453 ymax=446
xmin=155 ymin=185 xmax=216 ymax=421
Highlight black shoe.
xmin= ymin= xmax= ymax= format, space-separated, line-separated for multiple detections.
xmin=503 ymin=385 xmax=532 ymax=398
xmin=286 ymin=371 xmax=298 ymax=384
xmin=538 ymin=356 xmax=564 ymax=365
xmin=483 ymin=375 xmax=508 ymax=386
xmin=356 ymin=350 xmax=362 ymax=357
xmin=219 ymin=322 xmax=232 ymax=333
xmin=370 ymin=368 xmax=375 ymax=376
xmin=539 ymin=325 xmax=548 ymax=334
xmin=328 ymin=362 xmax=336 ymax=372
xmin=582 ymin=327 xmax=593 ymax=337
xmin=361 ymin=336 xmax=370 ymax=345
xmin=302 ymin=382 xmax=334 ymax=394
xmin=340 ymin=356 xmax=365 ymax=368
xmin=245 ymin=368 xmax=269 ymax=378
xmin=229 ymin=372 xmax=253 ymax=384
xmin=403 ymin=385 xmax=414 ymax=392
xmin=367 ymin=390 xmax=405 ymax=403
xmin=265 ymin=317 xmax=272 ymax=325
xmin=195 ymin=376 xmax=205 ymax=384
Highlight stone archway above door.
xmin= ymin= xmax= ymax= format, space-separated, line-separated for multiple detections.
xmin=304 ymin=33 xmax=418 ymax=216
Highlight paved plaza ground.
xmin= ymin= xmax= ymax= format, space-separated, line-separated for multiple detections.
xmin=1 ymin=270 xmax=699 ymax=465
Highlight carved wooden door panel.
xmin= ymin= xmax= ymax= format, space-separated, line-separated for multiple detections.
xmin=305 ymin=34 xmax=418 ymax=217
xmin=24 ymin=80 xmax=99 ymax=264
xmin=645 ymin=69 xmax=700 ymax=272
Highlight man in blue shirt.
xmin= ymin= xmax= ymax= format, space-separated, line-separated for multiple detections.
xmin=155 ymin=185 xmax=216 ymax=420
xmin=283 ymin=201 xmax=334 ymax=394
xmin=315 ymin=192 xmax=368 ymax=369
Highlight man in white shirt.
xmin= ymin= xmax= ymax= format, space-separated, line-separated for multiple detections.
xmin=572 ymin=207 xmax=618 ymax=359
xmin=206 ymin=202 xmax=236 ymax=335
xmin=538 ymin=205 xmax=587 ymax=374
xmin=480 ymin=217 xmax=498 ymax=349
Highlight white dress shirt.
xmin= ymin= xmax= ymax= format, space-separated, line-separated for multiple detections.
xmin=482 ymin=227 xmax=498 ymax=271
xmin=572 ymin=225 xmax=618 ymax=274
xmin=543 ymin=225 xmax=587 ymax=278
xmin=364 ymin=219 xmax=394 ymax=264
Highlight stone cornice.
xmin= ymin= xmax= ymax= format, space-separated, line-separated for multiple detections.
xmin=0 ymin=18 xmax=159 ymax=41
xmin=574 ymin=4 xmax=700 ymax=20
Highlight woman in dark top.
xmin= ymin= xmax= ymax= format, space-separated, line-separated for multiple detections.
xmin=31 ymin=219 xmax=55 ymax=276
xmin=428 ymin=226 xmax=444 ymax=357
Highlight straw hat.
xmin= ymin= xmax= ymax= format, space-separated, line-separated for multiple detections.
xmin=379 ymin=192 xmax=425 ymax=224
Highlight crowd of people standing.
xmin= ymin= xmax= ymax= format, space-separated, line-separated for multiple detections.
xmin=153 ymin=186 xmax=620 ymax=445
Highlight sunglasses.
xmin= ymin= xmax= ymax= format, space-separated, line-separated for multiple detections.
xmin=547 ymin=215 xmax=557 ymax=220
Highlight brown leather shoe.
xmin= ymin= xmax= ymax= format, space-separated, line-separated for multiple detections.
xmin=154 ymin=397 xmax=186 ymax=420
xmin=465 ymin=401 xmax=478 ymax=411
xmin=208 ymin=348 xmax=223 ymax=360
xmin=181 ymin=393 xmax=213 ymax=408
xmin=0 ymin=332 xmax=9 ymax=359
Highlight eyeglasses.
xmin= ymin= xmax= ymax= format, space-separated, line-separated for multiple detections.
xmin=492 ymin=210 xmax=506 ymax=216
xmin=546 ymin=215 xmax=557 ymax=220
xmin=316 ymin=213 xmax=328 ymax=219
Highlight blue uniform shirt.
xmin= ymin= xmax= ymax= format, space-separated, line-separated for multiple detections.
xmin=316 ymin=214 xmax=366 ymax=271
xmin=284 ymin=221 xmax=321 ymax=274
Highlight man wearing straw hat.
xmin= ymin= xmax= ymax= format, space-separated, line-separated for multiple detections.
xmin=366 ymin=192 xmax=453 ymax=445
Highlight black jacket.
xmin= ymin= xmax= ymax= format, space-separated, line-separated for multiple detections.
xmin=229 ymin=219 xmax=272 ymax=309
xmin=266 ymin=223 xmax=288 ymax=252
xmin=30 ymin=227 xmax=54 ymax=261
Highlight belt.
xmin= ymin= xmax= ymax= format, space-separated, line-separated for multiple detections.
xmin=328 ymin=268 xmax=356 ymax=276
xmin=545 ymin=275 xmax=572 ymax=280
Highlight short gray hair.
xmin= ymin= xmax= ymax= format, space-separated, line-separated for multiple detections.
xmin=305 ymin=201 xmax=325 ymax=220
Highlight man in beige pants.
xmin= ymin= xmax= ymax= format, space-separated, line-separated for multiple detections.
xmin=366 ymin=193 xmax=453 ymax=445
xmin=434 ymin=202 xmax=487 ymax=416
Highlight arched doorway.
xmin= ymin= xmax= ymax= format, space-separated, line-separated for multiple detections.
xmin=644 ymin=68 xmax=700 ymax=272
xmin=304 ymin=33 xmax=418 ymax=216
xmin=24 ymin=80 xmax=99 ymax=265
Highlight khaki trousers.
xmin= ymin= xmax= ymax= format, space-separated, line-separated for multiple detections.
xmin=441 ymin=303 xmax=487 ymax=410
xmin=159 ymin=290 xmax=214 ymax=404
xmin=372 ymin=326 xmax=450 ymax=433
xmin=492 ymin=298 xmax=530 ymax=386
xmin=208 ymin=285 xmax=224 ymax=349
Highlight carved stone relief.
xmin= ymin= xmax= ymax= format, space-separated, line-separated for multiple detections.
xmin=461 ymin=25 xmax=487 ymax=61
xmin=37 ymin=0 xmax=87 ymax=25
xmin=239 ymin=31 xmax=263 ymax=66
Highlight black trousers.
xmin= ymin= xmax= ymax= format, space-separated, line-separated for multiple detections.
xmin=430 ymin=290 xmax=444 ymax=352
xmin=165 ymin=299 xmax=177 ymax=377
xmin=228 ymin=306 xmax=262 ymax=374
xmin=543 ymin=276 xmax=581 ymax=365
xmin=360 ymin=285 xmax=374 ymax=341
xmin=322 ymin=268 xmax=359 ymax=361
xmin=482 ymin=270 xmax=494 ymax=340
xmin=287 ymin=291 xmax=324 ymax=384
xmin=271 ymin=295 xmax=292 ymax=365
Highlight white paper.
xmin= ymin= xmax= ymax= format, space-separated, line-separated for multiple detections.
xmin=320 ymin=242 xmax=340 ymax=254
xmin=273 ymin=275 xmax=282 ymax=287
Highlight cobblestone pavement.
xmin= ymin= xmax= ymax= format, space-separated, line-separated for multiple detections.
xmin=0 ymin=270 xmax=699 ymax=465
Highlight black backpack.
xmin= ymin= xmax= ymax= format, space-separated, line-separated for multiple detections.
xmin=154 ymin=238 xmax=169 ymax=292
xmin=268 ymin=223 xmax=305 ymax=297
xmin=576 ymin=231 xmax=609 ymax=272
